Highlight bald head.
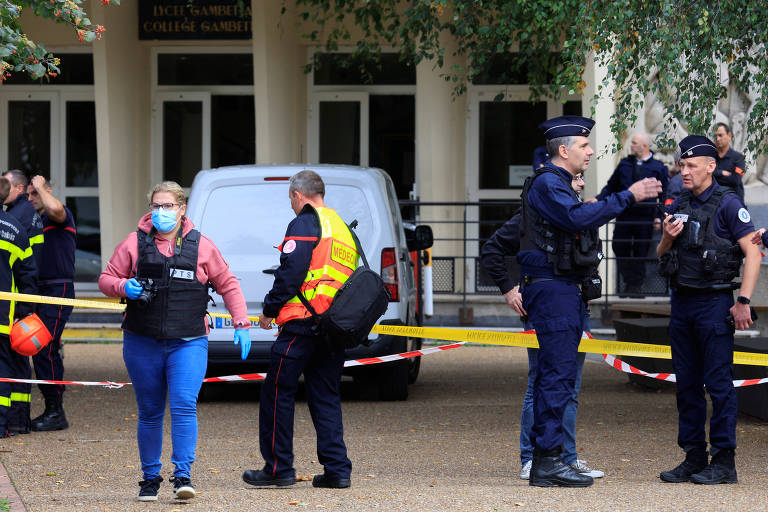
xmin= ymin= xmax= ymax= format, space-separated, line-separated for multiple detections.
xmin=630 ymin=132 xmax=651 ymax=160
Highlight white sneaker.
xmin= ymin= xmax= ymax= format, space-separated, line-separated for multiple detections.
xmin=519 ymin=460 xmax=532 ymax=479
xmin=571 ymin=459 xmax=604 ymax=478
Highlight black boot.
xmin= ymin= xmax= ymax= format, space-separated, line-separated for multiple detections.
xmin=529 ymin=448 xmax=594 ymax=487
xmin=660 ymin=446 xmax=708 ymax=483
xmin=690 ymin=448 xmax=737 ymax=484
xmin=31 ymin=397 xmax=69 ymax=432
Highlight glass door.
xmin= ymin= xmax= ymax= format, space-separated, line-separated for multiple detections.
xmin=308 ymin=92 xmax=369 ymax=166
xmin=151 ymin=92 xmax=211 ymax=187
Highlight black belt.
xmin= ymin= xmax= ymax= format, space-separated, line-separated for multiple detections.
xmin=521 ymin=276 xmax=579 ymax=288
xmin=672 ymin=285 xmax=732 ymax=296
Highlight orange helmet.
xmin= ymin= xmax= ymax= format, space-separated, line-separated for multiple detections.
xmin=10 ymin=314 xmax=53 ymax=356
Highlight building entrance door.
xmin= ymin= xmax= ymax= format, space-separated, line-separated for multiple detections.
xmin=0 ymin=90 xmax=101 ymax=283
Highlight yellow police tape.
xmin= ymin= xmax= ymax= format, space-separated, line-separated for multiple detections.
xmin=2 ymin=291 xmax=767 ymax=367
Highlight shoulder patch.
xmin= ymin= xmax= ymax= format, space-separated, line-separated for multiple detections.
xmin=738 ymin=208 xmax=751 ymax=223
xmin=283 ymin=239 xmax=297 ymax=254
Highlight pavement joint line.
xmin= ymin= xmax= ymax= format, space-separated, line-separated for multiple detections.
xmin=0 ymin=459 xmax=26 ymax=512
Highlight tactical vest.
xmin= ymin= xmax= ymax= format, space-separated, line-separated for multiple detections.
xmin=122 ymin=227 xmax=210 ymax=339
xmin=519 ymin=167 xmax=603 ymax=279
xmin=670 ymin=186 xmax=743 ymax=289
xmin=275 ymin=206 xmax=359 ymax=326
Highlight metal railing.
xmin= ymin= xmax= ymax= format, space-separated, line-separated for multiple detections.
xmin=400 ymin=200 xmax=669 ymax=306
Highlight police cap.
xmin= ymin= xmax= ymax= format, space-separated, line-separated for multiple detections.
xmin=678 ymin=135 xmax=718 ymax=159
xmin=538 ymin=115 xmax=595 ymax=140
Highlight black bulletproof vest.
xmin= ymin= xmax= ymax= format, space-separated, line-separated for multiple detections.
xmin=671 ymin=186 xmax=744 ymax=289
xmin=519 ymin=167 xmax=603 ymax=278
xmin=122 ymin=228 xmax=210 ymax=339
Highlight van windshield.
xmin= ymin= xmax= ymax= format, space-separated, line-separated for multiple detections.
xmin=198 ymin=183 xmax=374 ymax=257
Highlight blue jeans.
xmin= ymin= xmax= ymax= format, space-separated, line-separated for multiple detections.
xmin=520 ymin=314 xmax=590 ymax=465
xmin=123 ymin=332 xmax=208 ymax=480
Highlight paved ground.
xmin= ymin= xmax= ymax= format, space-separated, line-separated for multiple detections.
xmin=1 ymin=342 xmax=767 ymax=511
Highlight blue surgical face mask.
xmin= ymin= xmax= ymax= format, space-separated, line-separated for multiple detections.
xmin=151 ymin=208 xmax=179 ymax=233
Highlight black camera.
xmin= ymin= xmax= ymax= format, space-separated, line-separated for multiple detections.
xmin=135 ymin=278 xmax=158 ymax=308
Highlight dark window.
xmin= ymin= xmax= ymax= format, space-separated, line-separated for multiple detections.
xmin=369 ymin=95 xmax=415 ymax=200
xmin=66 ymin=101 xmax=98 ymax=186
xmin=211 ymin=95 xmax=255 ymax=167
xmin=319 ymin=101 xmax=360 ymax=165
xmin=313 ymin=53 xmax=416 ymax=85
xmin=7 ymin=101 xmax=50 ymax=178
xmin=479 ymin=101 xmax=547 ymax=189
xmin=563 ymin=100 xmax=582 ymax=116
xmin=163 ymin=101 xmax=202 ymax=186
xmin=158 ymin=53 xmax=253 ymax=85
xmin=3 ymin=53 xmax=94 ymax=85
xmin=472 ymin=53 xmax=560 ymax=85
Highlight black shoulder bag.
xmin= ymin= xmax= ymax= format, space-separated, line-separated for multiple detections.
xmin=297 ymin=220 xmax=390 ymax=351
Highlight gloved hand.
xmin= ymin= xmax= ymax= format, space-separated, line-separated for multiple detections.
xmin=234 ymin=328 xmax=251 ymax=360
xmin=124 ymin=278 xmax=143 ymax=300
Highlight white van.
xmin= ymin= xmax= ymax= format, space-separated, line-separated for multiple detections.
xmin=186 ymin=164 xmax=432 ymax=400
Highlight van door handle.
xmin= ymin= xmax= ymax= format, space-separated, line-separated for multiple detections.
xmin=262 ymin=265 xmax=279 ymax=274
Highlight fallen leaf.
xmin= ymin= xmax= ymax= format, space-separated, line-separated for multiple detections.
xmin=620 ymin=458 xmax=630 ymax=462
xmin=366 ymin=474 xmax=375 ymax=478
xmin=473 ymin=462 xmax=479 ymax=466
xmin=515 ymin=503 xmax=525 ymax=507
xmin=45 ymin=472 xmax=56 ymax=476
xmin=124 ymin=465 xmax=135 ymax=468
xmin=55 ymin=481 xmax=64 ymax=485
xmin=81 ymin=484 xmax=91 ymax=488
xmin=295 ymin=474 xmax=312 ymax=481
xmin=289 ymin=501 xmax=300 ymax=506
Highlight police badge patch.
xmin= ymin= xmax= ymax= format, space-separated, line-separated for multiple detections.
xmin=738 ymin=208 xmax=751 ymax=223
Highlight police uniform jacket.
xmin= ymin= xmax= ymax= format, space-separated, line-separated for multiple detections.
xmin=596 ymin=154 xmax=668 ymax=219
xmin=715 ymin=147 xmax=746 ymax=199
xmin=0 ymin=211 xmax=38 ymax=331
xmin=518 ymin=164 xmax=635 ymax=279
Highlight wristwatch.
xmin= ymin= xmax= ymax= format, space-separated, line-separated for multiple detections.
xmin=737 ymin=296 xmax=751 ymax=305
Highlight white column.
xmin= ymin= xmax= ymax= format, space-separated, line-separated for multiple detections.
xmin=92 ymin=2 xmax=152 ymax=266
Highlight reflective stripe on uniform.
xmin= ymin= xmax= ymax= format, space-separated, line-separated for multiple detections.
xmin=29 ymin=233 xmax=44 ymax=247
xmin=0 ymin=396 xmax=11 ymax=407
xmin=10 ymin=392 xmax=31 ymax=403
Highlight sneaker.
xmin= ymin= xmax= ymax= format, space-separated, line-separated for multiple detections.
xmin=138 ymin=476 xmax=162 ymax=502
xmin=170 ymin=476 xmax=196 ymax=500
xmin=571 ymin=459 xmax=605 ymax=478
xmin=520 ymin=460 xmax=532 ymax=480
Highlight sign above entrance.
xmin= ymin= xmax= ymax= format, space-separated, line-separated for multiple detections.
xmin=139 ymin=0 xmax=251 ymax=40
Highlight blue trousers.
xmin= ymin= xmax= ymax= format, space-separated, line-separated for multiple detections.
xmin=259 ymin=328 xmax=351 ymax=480
xmin=33 ymin=282 xmax=74 ymax=401
xmin=669 ymin=291 xmax=737 ymax=451
xmin=521 ymin=349 xmax=586 ymax=465
xmin=122 ymin=332 xmax=208 ymax=480
xmin=521 ymin=279 xmax=585 ymax=452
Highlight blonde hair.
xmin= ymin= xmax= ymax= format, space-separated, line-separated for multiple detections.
xmin=148 ymin=181 xmax=186 ymax=206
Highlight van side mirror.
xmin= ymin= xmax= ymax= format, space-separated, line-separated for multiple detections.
xmin=405 ymin=225 xmax=433 ymax=252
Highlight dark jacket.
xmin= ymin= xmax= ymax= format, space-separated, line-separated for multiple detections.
xmin=0 ymin=211 xmax=38 ymax=332
xmin=596 ymin=153 xmax=668 ymax=219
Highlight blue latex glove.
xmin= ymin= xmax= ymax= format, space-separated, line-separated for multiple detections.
xmin=234 ymin=329 xmax=251 ymax=360
xmin=124 ymin=278 xmax=143 ymax=300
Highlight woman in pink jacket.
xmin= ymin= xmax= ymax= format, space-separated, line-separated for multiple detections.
xmin=99 ymin=181 xmax=251 ymax=502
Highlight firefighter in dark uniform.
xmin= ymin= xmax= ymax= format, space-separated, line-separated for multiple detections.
xmin=25 ymin=176 xmax=76 ymax=431
xmin=243 ymin=170 xmax=356 ymax=490
xmin=2 ymin=170 xmax=43 ymax=434
xmin=519 ymin=116 xmax=662 ymax=487
xmin=712 ymin=122 xmax=746 ymax=200
xmin=0 ymin=177 xmax=39 ymax=437
xmin=595 ymin=133 xmax=668 ymax=296
xmin=657 ymin=135 xmax=761 ymax=484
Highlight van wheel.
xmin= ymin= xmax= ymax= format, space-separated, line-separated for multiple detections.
xmin=407 ymin=338 xmax=422 ymax=384
xmin=377 ymin=359 xmax=409 ymax=401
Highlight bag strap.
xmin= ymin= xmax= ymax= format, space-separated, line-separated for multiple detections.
xmin=295 ymin=219 xmax=368 ymax=322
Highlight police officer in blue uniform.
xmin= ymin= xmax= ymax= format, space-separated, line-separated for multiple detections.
xmin=0 ymin=177 xmax=38 ymax=438
xmin=2 ymin=170 xmax=43 ymax=435
xmin=520 ymin=116 xmax=663 ymax=487
xmin=657 ymin=135 xmax=761 ymax=485
xmin=595 ymin=133 xmax=668 ymax=296
xmin=26 ymin=176 xmax=77 ymax=431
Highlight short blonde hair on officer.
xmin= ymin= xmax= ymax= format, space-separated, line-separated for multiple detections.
xmin=148 ymin=181 xmax=186 ymax=206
